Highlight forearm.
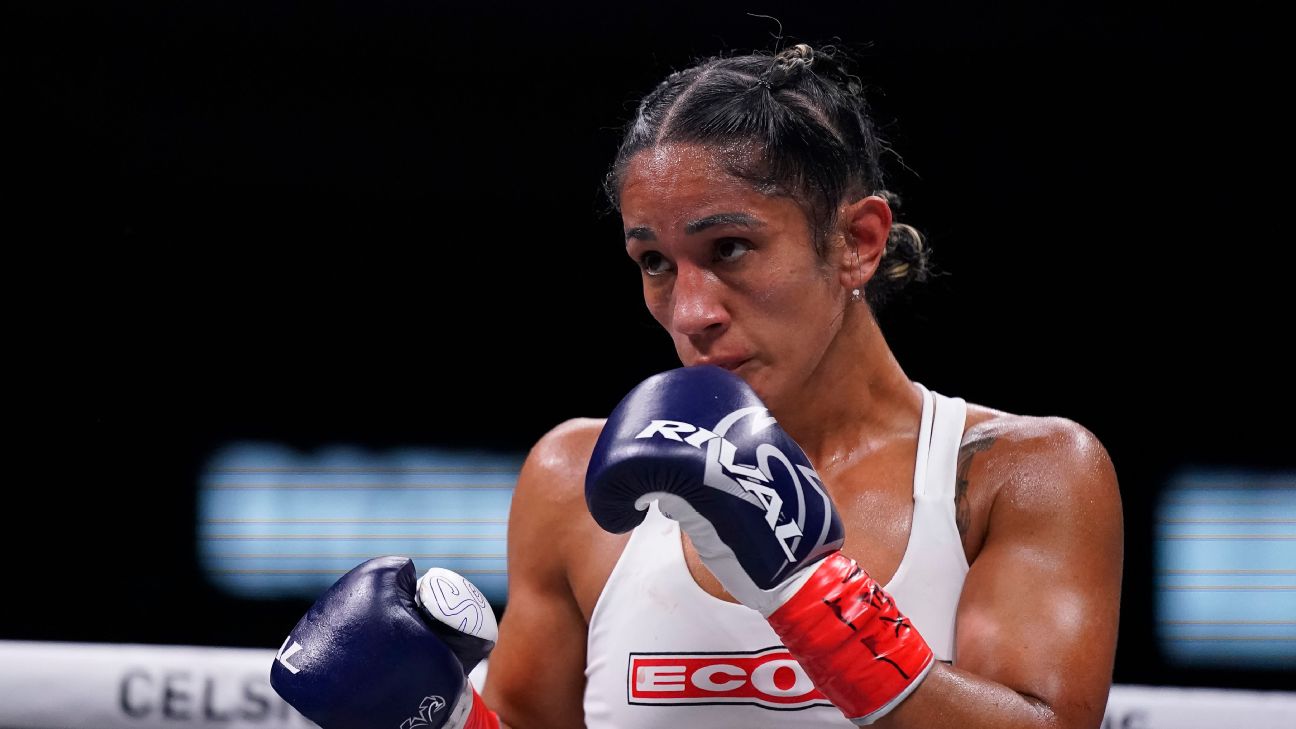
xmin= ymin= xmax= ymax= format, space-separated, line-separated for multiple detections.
xmin=766 ymin=555 xmax=1109 ymax=729
xmin=878 ymin=663 xmax=1065 ymax=729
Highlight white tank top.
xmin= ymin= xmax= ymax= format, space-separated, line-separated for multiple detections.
xmin=583 ymin=384 xmax=970 ymax=728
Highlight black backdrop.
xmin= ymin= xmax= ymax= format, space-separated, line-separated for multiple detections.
xmin=11 ymin=0 xmax=1292 ymax=692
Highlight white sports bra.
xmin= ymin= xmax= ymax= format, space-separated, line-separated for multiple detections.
xmin=582 ymin=383 xmax=970 ymax=727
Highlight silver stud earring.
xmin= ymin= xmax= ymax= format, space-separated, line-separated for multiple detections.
xmin=850 ymin=288 xmax=862 ymax=302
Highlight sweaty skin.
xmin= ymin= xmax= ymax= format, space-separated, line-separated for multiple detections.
xmin=483 ymin=144 xmax=1123 ymax=729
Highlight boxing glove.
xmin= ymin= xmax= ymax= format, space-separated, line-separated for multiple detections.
xmin=270 ymin=557 xmax=499 ymax=729
xmin=586 ymin=366 xmax=933 ymax=724
xmin=585 ymin=364 xmax=844 ymax=615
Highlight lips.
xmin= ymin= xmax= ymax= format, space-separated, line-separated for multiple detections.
xmin=694 ymin=356 xmax=751 ymax=372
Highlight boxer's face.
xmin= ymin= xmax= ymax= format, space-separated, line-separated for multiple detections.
xmin=620 ymin=142 xmax=848 ymax=410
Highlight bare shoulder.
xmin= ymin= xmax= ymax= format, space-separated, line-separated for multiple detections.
xmin=963 ymin=405 xmax=1116 ymax=485
xmin=510 ymin=417 xmax=627 ymax=619
xmin=511 ymin=418 xmax=606 ymax=539
xmin=514 ymin=417 xmax=607 ymax=506
xmin=956 ymin=404 xmax=1121 ymax=558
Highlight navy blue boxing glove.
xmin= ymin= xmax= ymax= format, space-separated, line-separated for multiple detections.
xmin=270 ymin=557 xmax=500 ymax=729
xmin=586 ymin=366 xmax=935 ymax=724
xmin=585 ymin=365 xmax=845 ymax=616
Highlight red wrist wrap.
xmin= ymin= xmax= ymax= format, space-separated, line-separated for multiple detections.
xmin=767 ymin=552 xmax=934 ymax=723
xmin=464 ymin=686 xmax=499 ymax=729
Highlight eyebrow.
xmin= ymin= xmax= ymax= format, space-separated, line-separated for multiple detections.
xmin=625 ymin=212 xmax=764 ymax=242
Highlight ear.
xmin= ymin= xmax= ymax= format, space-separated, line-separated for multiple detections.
xmin=836 ymin=195 xmax=893 ymax=293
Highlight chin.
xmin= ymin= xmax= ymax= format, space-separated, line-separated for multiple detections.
xmin=736 ymin=366 xmax=773 ymax=406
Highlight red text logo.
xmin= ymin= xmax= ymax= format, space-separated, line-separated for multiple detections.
xmin=628 ymin=648 xmax=831 ymax=710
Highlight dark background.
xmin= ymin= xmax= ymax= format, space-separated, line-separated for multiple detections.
xmin=11 ymin=0 xmax=1292 ymax=693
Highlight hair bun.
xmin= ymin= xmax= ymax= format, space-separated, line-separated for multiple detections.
xmin=766 ymin=43 xmax=815 ymax=88
xmin=762 ymin=43 xmax=863 ymax=97
xmin=776 ymin=43 xmax=815 ymax=63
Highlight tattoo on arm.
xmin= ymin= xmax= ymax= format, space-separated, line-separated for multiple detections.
xmin=955 ymin=435 xmax=996 ymax=538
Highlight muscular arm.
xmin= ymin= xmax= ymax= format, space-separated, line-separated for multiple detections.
xmin=482 ymin=420 xmax=603 ymax=729
xmin=882 ymin=417 xmax=1124 ymax=729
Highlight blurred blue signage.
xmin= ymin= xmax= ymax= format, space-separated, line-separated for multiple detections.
xmin=1157 ymin=468 xmax=1296 ymax=668
xmin=199 ymin=443 xmax=520 ymax=604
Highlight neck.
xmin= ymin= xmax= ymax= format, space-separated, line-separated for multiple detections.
xmin=773 ymin=305 xmax=922 ymax=471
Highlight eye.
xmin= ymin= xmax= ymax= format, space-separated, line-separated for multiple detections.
xmin=714 ymin=238 xmax=752 ymax=263
xmin=639 ymin=251 xmax=673 ymax=276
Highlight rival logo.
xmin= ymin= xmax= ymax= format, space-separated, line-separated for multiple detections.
xmin=636 ymin=411 xmax=829 ymax=563
xmin=399 ymin=696 xmax=446 ymax=729
xmin=628 ymin=648 xmax=832 ymax=710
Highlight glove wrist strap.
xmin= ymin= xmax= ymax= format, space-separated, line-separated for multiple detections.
xmin=442 ymin=685 xmax=499 ymax=729
xmin=464 ymin=686 xmax=500 ymax=729
xmin=767 ymin=552 xmax=935 ymax=725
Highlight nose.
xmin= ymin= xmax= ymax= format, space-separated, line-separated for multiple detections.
xmin=670 ymin=262 xmax=729 ymax=342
